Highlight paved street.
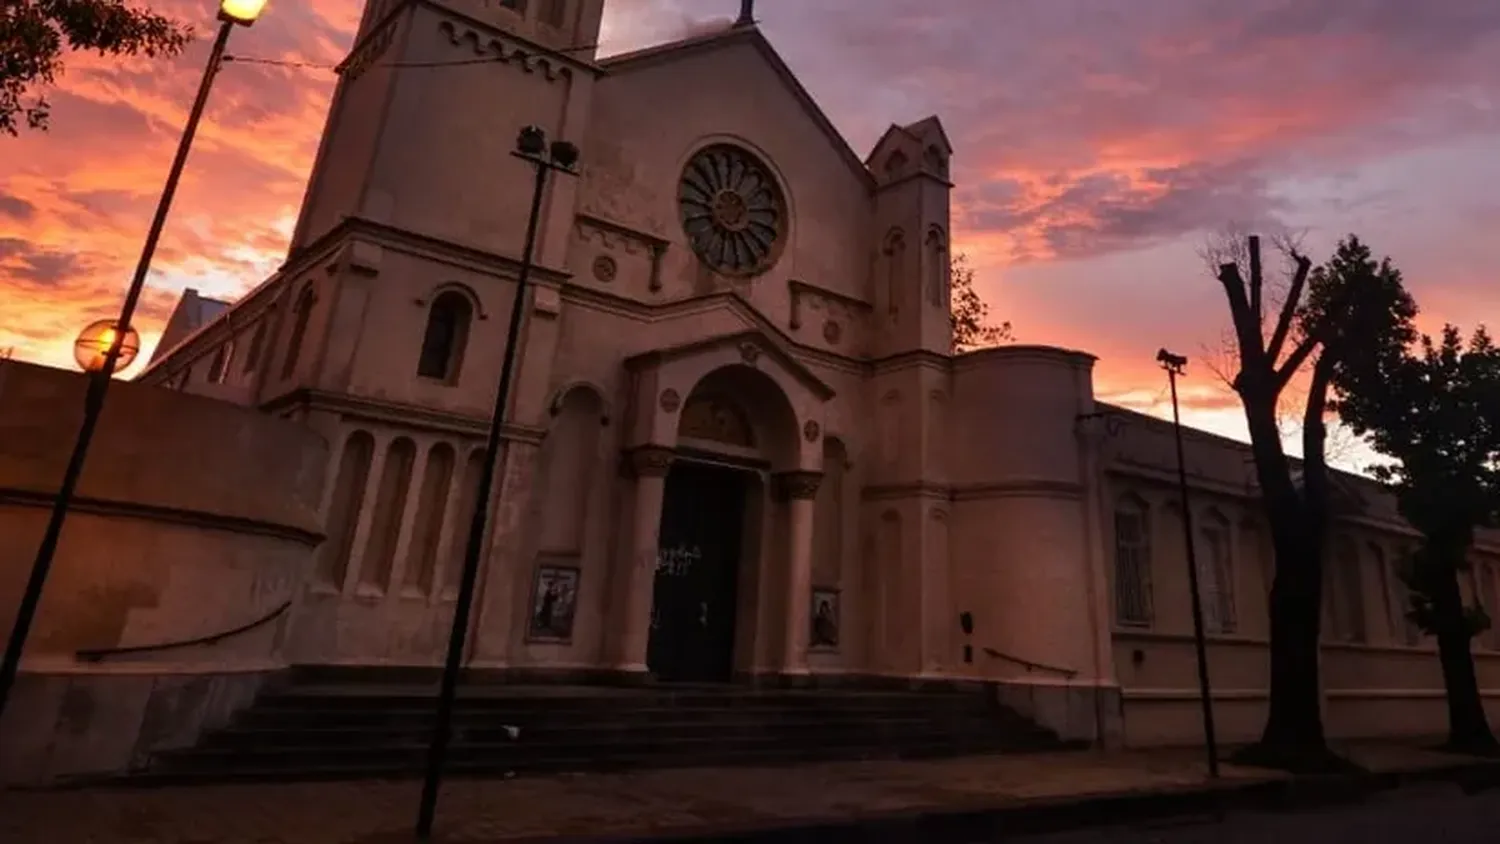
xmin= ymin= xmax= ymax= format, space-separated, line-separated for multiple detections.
xmin=1016 ymin=781 xmax=1500 ymax=843
xmin=0 ymin=743 xmax=1491 ymax=843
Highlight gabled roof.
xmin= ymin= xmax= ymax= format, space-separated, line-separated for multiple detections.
xmin=600 ymin=24 xmax=875 ymax=191
xmin=624 ymin=328 xmax=836 ymax=401
xmin=865 ymin=116 xmax=954 ymax=168
xmin=150 ymin=288 xmax=233 ymax=364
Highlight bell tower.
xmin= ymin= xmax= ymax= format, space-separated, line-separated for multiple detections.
xmin=287 ymin=0 xmax=605 ymax=260
xmin=867 ymin=116 xmax=955 ymax=358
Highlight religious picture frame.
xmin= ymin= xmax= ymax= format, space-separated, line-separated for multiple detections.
xmin=809 ymin=587 xmax=840 ymax=651
xmin=526 ymin=562 xmax=581 ymax=643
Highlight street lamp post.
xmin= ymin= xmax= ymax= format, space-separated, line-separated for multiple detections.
xmin=415 ymin=126 xmax=580 ymax=842
xmin=1158 ymin=348 xmax=1221 ymax=778
xmin=0 ymin=0 xmax=269 ymax=723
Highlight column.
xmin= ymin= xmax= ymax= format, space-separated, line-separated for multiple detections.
xmin=614 ymin=445 xmax=674 ymax=672
xmin=776 ymin=470 xmax=822 ymax=674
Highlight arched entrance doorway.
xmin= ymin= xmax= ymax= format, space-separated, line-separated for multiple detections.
xmin=646 ymin=365 xmax=797 ymax=683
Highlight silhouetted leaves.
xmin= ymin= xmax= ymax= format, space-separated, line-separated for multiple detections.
xmin=1 ymin=0 xmax=193 ymax=135
xmin=950 ymin=253 xmax=1013 ymax=352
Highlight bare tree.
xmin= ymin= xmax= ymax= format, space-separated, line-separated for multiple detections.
xmin=1212 ymin=233 xmax=1361 ymax=771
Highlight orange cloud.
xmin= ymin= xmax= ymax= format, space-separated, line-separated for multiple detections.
xmin=1 ymin=0 xmax=1496 ymax=477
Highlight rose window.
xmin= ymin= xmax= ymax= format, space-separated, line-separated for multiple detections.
xmin=678 ymin=145 xmax=785 ymax=277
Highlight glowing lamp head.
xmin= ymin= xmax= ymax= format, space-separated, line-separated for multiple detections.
xmin=74 ymin=320 xmax=141 ymax=374
xmin=219 ymin=0 xmax=268 ymax=26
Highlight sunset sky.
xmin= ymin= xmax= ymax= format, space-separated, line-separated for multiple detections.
xmin=2 ymin=0 xmax=1498 ymax=470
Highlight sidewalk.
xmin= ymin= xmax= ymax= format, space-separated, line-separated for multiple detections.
xmin=2 ymin=742 xmax=1495 ymax=843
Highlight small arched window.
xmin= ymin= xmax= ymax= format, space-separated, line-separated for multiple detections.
xmin=417 ymin=291 xmax=473 ymax=382
xmin=281 ymin=286 xmax=315 ymax=380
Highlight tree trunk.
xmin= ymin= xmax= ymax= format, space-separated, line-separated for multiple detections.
xmin=1234 ymin=389 xmax=1337 ymax=770
xmin=1432 ymin=566 xmax=1498 ymax=753
xmin=1255 ymin=524 xmax=1329 ymax=753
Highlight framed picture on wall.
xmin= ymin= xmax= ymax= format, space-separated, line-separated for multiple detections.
xmin=810 ymin=587 xmax=840 ymax=651
xmin=527 ymin=563 xmax=581 ymax=643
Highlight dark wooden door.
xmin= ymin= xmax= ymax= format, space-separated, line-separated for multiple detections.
xmin=647 ymin=461 xmax=747 ymax=683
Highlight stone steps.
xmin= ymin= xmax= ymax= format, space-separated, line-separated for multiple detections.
xmin=117 ymin=670 xmax=1080 ymax=784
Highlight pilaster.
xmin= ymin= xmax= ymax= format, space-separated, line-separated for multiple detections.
xmin=611 ymin=445 xmax=675 ymax=671
xmin=774 ymin=470 xmax=823 ymax=673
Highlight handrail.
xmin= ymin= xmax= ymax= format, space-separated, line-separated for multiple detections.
xmin=75 ymin=599 xmax=292 ymax=662
xmin=981 ymin=646 xmax=1079 ymax=679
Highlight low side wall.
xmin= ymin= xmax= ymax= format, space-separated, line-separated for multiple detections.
xmin=1115 ymin=631 xmax=1500 ymax=747
xmin=0 ymin=360 xmax=327 ymax=783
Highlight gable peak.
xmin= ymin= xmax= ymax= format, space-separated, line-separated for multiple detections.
xmin=866 ymin=116 xmax=953 ymax=186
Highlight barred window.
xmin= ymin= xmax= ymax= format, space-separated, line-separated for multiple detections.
xmin=1113 ymin=495 xmax=1153 ymax=627
xmin=1326 ymin=540 xmax=1367 ymax=643
xmin=1380 ymin=544 xmax=1421 ymax=646
xmin=1198 ymin=511 xmax=1236 ymax=634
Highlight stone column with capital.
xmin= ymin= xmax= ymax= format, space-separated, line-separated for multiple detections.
xmin=613 ymin=444 xmax=674 ymax=673
xmin=774 ymin=469 xmax=823 ymax=675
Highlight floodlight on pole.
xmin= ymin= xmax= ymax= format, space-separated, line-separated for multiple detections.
xmin=414 ymin=124 xmax=580 ymax=842
xmin=1158 ymin=347 xmax=1221 ymax=778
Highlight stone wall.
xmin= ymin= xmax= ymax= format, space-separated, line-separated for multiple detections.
xmin=0 ymin=360 xmax=327 ymax=784
xmin=1099 ymin=404 xmax=1500 ymax=746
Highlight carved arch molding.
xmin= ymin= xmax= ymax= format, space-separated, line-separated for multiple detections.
xmin=678 ymin=393 xmax=755 ymax=447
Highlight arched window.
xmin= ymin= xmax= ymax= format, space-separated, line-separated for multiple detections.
xmin=243 ymin=318 xmax=267 ymax=374
xmin=321 ymin=430 xmax=375 ymax=589
xmin=882 ymin=228 xmax=905 ymax=320
xmin=1198 ymin=509 xmax=1235 ymax=634
xmin=444 ymin=449 xmax=488 ymax=597
xmin=417 ymin=291 xmax=473 ymax=382
xmin=361 ymin=437 xmax=416 ymax=591
xmin=1325 ymin=539 xmax=1366 ymax=643
xmin=813 ymin=438 xmax=849 ymax=589
xmin=404 ymin=443 xmax=455 ymax=595
xmin=208 ymin=341 xmax=233 ymax=384
xmin=1382 ymin=544 xmax=1421 ymax=645
xmin=1113 ymin=494 xmax=1153 ymax=627
xmin=281 ymin=286 xmax=315 ymax=380
xmin=1484 ymin=563 xmax=1500 ymax=650
xmin=925 ymin=227 xmax=947 ymax=308
xmin=536 ymin=387 xmax=605 ymax=554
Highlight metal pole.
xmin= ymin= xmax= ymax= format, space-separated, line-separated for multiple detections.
xmin=0 ymin=19 xmax=237 ymax=721
xmin=1161 ymin=350 xmax=1220 ymax=777
xmin=415 ymin=153 xmax=552 ymax=842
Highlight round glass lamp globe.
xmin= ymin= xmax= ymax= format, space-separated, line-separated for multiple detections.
xmin=74 ymin=320 xmax=140 ymax=373
xmin=219 ymin=0 xmax=268 ymax=25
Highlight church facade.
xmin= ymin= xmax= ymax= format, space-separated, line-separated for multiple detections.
xmin=11 ymin=0 xmax=1498 ymax=779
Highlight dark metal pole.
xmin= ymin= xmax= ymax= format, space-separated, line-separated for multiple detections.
xmin=1161 ymin=350 xmax=1221 ymax=778
xmin=0 ymin=19 xmax=237 ymax=721
xmin=416 ymin=136 xmax=566 ymax=841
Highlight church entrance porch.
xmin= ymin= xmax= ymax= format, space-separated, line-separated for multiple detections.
xmin=647 ymin=460 xmax=749 ymax=683
xmin=612 ymin=332 xmax=835 ymax=680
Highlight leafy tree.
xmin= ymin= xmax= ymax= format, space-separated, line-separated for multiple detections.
xmin=950 ymin=254 xmax=1013 ymax=352
xmin=2 ymin=0 xmax=193 ymax=135
xmin=1212 ymin=235 xmax=1415 ymax=771
xmin=1334 ymin=321 xmax=1500 ymax=753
